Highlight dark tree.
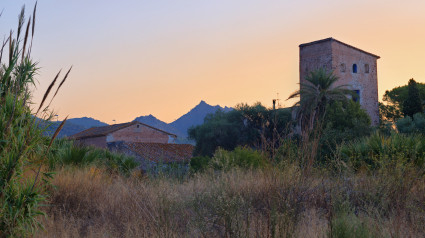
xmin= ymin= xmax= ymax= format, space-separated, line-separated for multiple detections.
xmin=403 ymin=79 xmax=423 ymax=118
xmin=188 ymin=103 xmax=293 ymax=157
xmin=381 ymin=79 xmax=425 ymax=122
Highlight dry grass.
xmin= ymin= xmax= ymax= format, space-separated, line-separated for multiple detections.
xmin=35 ymin=165 xmax=425 ymax=237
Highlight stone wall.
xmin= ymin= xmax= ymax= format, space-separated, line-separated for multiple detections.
xmin=330 ymin=41 xmax=379 ymax=125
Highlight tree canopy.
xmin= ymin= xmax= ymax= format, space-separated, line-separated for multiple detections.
xmin=403 ymin=79 xmax=423 ymax=117
xmin=381 ymin=79 xmax=425 ymax=122
xmin=188 ymin=103 xmax=293 ymax=157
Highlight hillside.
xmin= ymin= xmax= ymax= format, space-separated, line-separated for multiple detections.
xmin=170 ymin=100 xmax=233 ymax=137
xmin=44 ymin=117 xmax=109 ymax=138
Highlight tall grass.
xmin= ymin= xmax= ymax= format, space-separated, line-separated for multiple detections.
xmin=34 ymin=162 xmax=425 ymax=237
xmin=0 ymin=4 xmax=71 ymax=236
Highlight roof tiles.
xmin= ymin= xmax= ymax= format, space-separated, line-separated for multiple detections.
xmin=125 ymin=142 xmax=194 ymax=163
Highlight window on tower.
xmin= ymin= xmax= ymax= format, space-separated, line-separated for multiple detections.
xmin=340 ymin=63 xmax=346 ymax=72
xmin=365 ymin=64 xmax=369 ymax=73
xmin=353 ymin=90 xmax=360 ymax=102
xmin=352 ymin=64 xmax=357 ymax=73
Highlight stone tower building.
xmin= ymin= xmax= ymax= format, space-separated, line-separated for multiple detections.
xmin=299 ymin=38 xmax=380 ymax=125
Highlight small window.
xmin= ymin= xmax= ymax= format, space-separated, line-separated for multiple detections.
xmin=365 ymin=64 xmax=369 ymax=73
xmin=340 ymin=63 xmax=346 ymax=72
xmin=137 ymin=125 xmax=140 ymax=128
xmin=352 ymin=64 xmax=357 ymax=73
xmin=353 ymin=90 xmax=360 ymax=102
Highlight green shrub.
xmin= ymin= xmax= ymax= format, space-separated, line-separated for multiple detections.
xmin=320 ymin=101 xmax=371 ymax=161
xmin=397 ymin=112 xmax=425 ymax=134
xmin=189 ymin=156 xmax=211 ymax=173
xmin=48 ymin=139 xmax=139 ymax=176
xmin=101 ymin=149 xmax=139 ymax=176
xmin=338 ymin=132 xmax=425 ymax=170
xmin=273 ymin=138 xmax=300 ymax=165
xmin=211 ymin=147 xmax=267 ymax=171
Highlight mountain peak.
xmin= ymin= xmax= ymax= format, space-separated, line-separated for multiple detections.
xmin=170 ymin=101 xmax=233 ymax=136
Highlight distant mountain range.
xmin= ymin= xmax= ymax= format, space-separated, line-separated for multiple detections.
xmin=134 ymin=100 xmax=232 ymax=138
xmin=44 ymin=117 xmax=109 ymax=138
xmin=45 ymin=101 xmax=232 ymax=141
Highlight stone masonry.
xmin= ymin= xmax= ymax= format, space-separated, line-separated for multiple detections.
xmin=299 ymin=38 xmax=380 ymax=125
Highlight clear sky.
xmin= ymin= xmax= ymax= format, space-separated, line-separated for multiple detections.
xmin=1 ymin=0 xmax=425 ymax=123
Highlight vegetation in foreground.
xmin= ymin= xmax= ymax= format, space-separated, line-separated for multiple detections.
xmin=35 ymin=158 xmax=425 ymax=238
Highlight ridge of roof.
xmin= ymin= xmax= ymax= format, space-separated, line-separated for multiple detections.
xmin=299 ymin=37 xmax=380 ymax=59
xmin=71 ymin=121 xmax=176 ymax=139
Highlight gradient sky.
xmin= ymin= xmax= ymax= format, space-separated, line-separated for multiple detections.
xmin=1 ymin=0 xmax=425 ymax=123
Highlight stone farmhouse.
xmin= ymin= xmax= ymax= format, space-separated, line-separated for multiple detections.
xmin=71 ymin=121 xmax=177 ymax=148
xmin=299 ymin=38 xmax=380 ymax=125
xmin=71 ymin=121 xmax=194 ymax=167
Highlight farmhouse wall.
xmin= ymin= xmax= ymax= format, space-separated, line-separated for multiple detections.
xmin=108 ymin=124 xmax=171 ymax=144
xmin=78 ymin=136 xmax=107 ymax=148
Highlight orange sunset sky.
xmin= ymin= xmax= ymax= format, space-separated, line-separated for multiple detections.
xmin=2 ymin=0 xmax=425 ymax=123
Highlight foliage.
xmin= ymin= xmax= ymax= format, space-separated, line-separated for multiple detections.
xmin=379 ymin=102 xmax=403 ymax=124
xmin=189 ymin=147 xmax=268 ymax=172
xmin=189 ymin=156 xmax=211 ymax=173
xmin=0 ymin=4 xmax=67 ymax=236
xmin=396 ymin=112 xmax=425 ymax=135
xmin=319 ymin=100 xmax=371 ymax=160
xmin=210 ymin=147 xmax=268 ymax=171
xmin=48 ymin=139 xmax=139 ymax=176
xmin=288 ymin=68 xmax=355 ymax=171
xmin=382 ymin=79 xmax=425 ymax=122
xmin=402 ymin=79 xmax=423 ymax=117
xmin=288 ymin=68 xmax=355 ymax=131
xmin=337 ymin=132 xmax=425 ymax=170
xmin=188 ymin=103 xmax=292 ymax=157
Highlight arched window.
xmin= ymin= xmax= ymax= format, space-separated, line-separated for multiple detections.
xmin=365 ymin=64 xmax=369 ymax=73
xmin=352 ymin=64 xmax=357 ymax=73
xmin=340 ymin=63 xmax=346 ymax=72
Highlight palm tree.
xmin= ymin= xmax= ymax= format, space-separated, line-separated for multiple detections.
xmin=288 ymin=68 xmax=354 ymax=131
xmin=287 ymin=68 xmax=354 ymax=171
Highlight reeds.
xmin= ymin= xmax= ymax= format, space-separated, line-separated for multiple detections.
xmin=0 ymin=2 xmax=72 ymax=236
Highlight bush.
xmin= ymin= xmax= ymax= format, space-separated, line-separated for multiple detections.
xmin=189 ymin=156 xmax=211 ymax=173
xmin=338 ymin=132 xmax=425 ymax=170
xmin=320 ymin=101 xmax=371 ymax=161
xmin=211 ymin=147 xmax=268 ymax=171
xmin=48 ymin=139 xmax=139 ymax=176
xmin=396 ymin=112 xmax=425 ymax=134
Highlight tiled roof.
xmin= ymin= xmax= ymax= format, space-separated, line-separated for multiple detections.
xmin=125 ymin=142 xmax=194 ymax=163
xmin=299 ymin=37 xmax=380 ymax=59
xmin=71 ymin=121 xmax=176 ymax=139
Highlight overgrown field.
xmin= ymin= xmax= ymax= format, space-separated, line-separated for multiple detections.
xmin=35 ymin=158 xmax=425 ymax=238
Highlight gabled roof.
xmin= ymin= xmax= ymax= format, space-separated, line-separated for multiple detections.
xmin=125 ymin=142 xmax=194 ymax=163
xmin=71 ymin=121 xmax=176 ymax=139
xmin=299 ymin=37 xmax=380 ymax=59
